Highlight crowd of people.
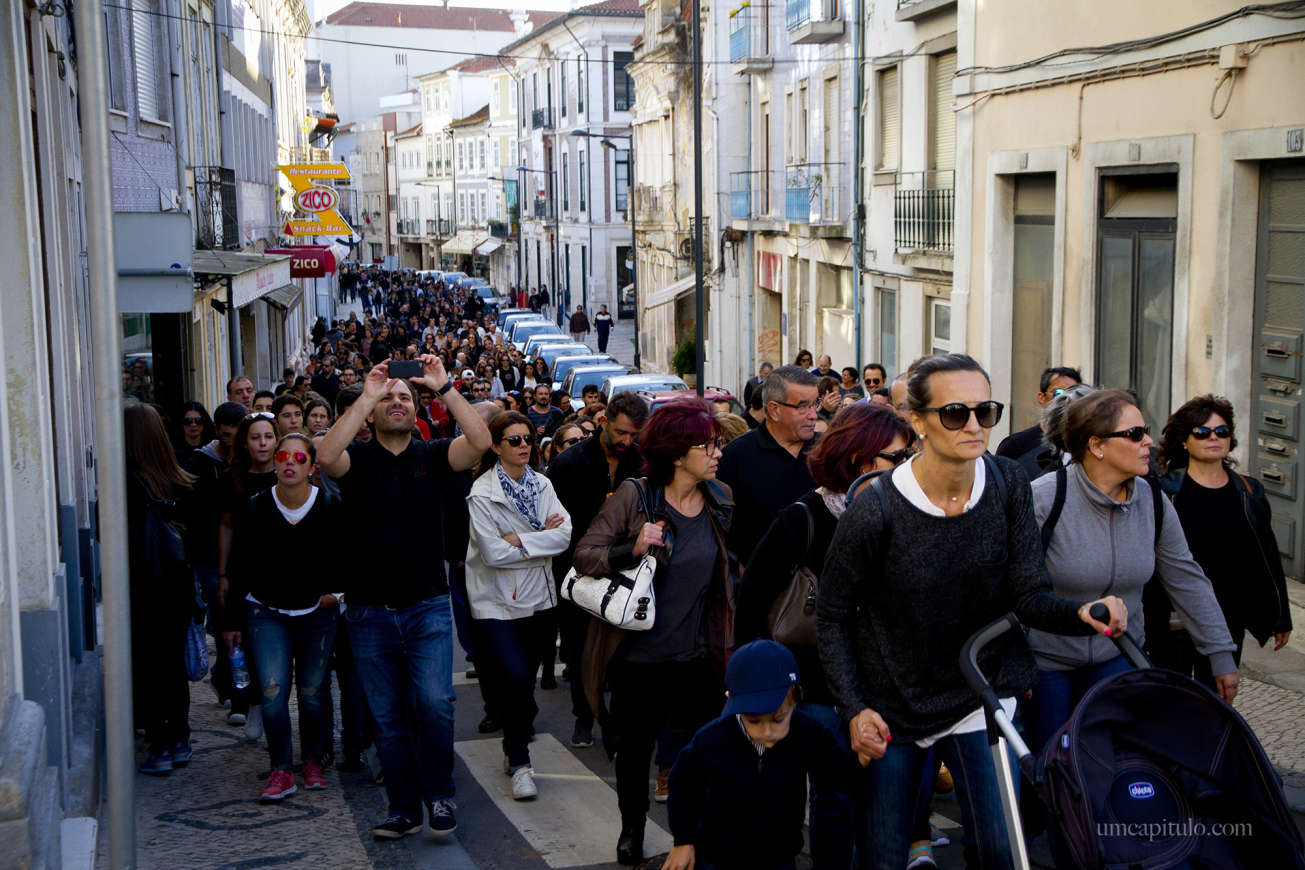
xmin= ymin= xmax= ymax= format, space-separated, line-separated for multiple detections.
xmin=122 ymin=267 xmax=1293 ymax=870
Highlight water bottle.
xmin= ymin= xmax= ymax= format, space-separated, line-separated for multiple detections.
xmin=231 ymin=644 xmax=250 ymax=690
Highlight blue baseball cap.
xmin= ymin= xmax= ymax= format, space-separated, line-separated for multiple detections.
xmin=723 ymin=640 xmax=801 ymax=716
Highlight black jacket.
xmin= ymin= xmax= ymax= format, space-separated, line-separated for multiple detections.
xmin=734 ymin=491 xmax=838 ymax=707
xmin=1159 ymin=468 xmax=1293 ymax=645
xmin=667 ymin=709 xmax=850 ymax=868
xmin=545 ymin=432 xmax=642 ymax=584
xmin=717 ymin=423 xmax=815 ymax=565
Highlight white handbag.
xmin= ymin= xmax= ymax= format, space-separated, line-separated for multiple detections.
xmin=560 ymin=479 xmax=658 ymax=630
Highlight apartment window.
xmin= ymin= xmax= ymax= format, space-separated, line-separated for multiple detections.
xmin=613 ymin=52 xmax=634 ymax=111
xmin=784 ymin=91 xmax=793 ymax=159
xmin=492 ymin=139 xmax=500 ymax=170
xmin=878 ymin=288 xmax=897 ymax=371
xmin=490 ymin=81 xmax=500 ymax=115
xmin=931 ymin=51 xmax=957 ymax=173
xmin=478 ymin=140 xmax=486 ymax=171
xmin=547 ymin=67 xmax=553 ymax=112
xmin=560 ymin=62 xmax=568 ymax=119
xmin=614 ymin=149 xmax=630 ymax=212
xmin=796 ymin=83 xmax=808 ymax=162
xmin=479 ymin=192 xmax=487 ymax=223
xmin=822 ymin=76 xmax=839 ymax=166
xmin=457 ymin=142 xmax=464 ymax=172
xmin=1011 ymin=173 xmax=1057 ymax=431
xmin=131 ymin=0 xmax=170 ymax=122
xmin=562 ymin=153 xmax=570 ymax=211
xmin=395 ymin=52 xmax=407 ymax=66
xmin=579 ymin=151 xmax=587 ymax=211
xmin=459 ymin=193 xmax=467 ymax=225
xmin=576 ymin=57 xmax=585 ymax=113
xmin=929 ymin=298 xmax=951 ymax=355
xmin=877 ymin=66 xmax=899 ymax=170
xmin=105 ymin=7 xmax=127 ymax=111
xmin=532 ymin=73 xmax=538 ymax=114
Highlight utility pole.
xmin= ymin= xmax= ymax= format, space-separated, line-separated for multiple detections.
xmin=692 ymin=0 xmax=705 ymax=396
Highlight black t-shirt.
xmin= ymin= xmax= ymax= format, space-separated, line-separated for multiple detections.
xmin=336 ymin=436 xmax=453 ymax=605
xmin=623 ymin=503 xmax=716 ymax=664
xmin=218 ymin=468 xmax=278 ymax=521
xmin=1175 ymin=474 xmax=1259 ymax=633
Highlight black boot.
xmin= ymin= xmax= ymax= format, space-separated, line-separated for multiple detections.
xmin=616 ymin=820 xmax=644 ymax=866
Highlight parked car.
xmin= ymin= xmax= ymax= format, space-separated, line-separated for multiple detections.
xmin=601 ymin=374 xmax=690 ymax=398
xmin=550 ymin=354 xmax=619 ymax=391
xmin=496 ymin=307 xmax=533 ymax=329
xmin=534 ymin=343 xmax=591 ymax=372
xmin=522 ymin=333 xmax=573 ymax=358
xmin=503 ymin=313 xmax=547 ymax=338
xmin=638 ymin=387 xmax=743 ymax=416
xmin=562 ymin=364 xmax=630 ymax=409
xmin=512 ymin=321 xmax=565 ymax=351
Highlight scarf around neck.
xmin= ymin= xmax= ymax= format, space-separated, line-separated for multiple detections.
xmin=497 ymin=463 xmax=545 ymax=530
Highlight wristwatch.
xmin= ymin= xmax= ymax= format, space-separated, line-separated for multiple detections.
xmin=436 ymin=381 xmax=453 ymax=396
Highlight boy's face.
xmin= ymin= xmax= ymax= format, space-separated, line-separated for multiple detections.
xmin=739 ymin=690 xmax=797 ymax=749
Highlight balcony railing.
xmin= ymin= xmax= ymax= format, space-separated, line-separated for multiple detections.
xmin=531 ymin=107 xmax=555 ymax=130
xmin=681 ymin=217 xmax=712 ymax=267
xmin=785 ymin=163 xmax=843 ymax=225
xmin=533 ymin=196 xmax=553 ymax=219
xmin=729 ymin=170 xmax=779 ymax=221
xmin=785 ymin=0 xmax=843 ymax=41
xmin=195 ymin=166 xmax=238 ymax=250
xmin=728 ymin=5 xmax=772 ymax=72
xmin=398 ymin=219 xmax=421 ymax=236
xmin=894 ymin=170 xmax=954 ymax=253
xmin=426 ymin=161 xmax=433 ymax=176
xmin=488 ymin=219 xmax=512 ymax=239
xmin=786 ymin=0 xmax=808 ymax=28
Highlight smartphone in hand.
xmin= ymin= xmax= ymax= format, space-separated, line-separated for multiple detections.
xmin=388 ymin=359 xmax=422 ymax=379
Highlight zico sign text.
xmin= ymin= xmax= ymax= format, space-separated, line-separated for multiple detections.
xmin=279 ymin=163 xmax=354 ymax=237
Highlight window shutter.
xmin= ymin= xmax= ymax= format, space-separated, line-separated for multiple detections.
xmin=931 ymin=51 xmax=956 ymax=173
xmin=878 ymin=67 xmax=898 ymax=170
xmin=132 ymin=0 xmax=165 ymax=121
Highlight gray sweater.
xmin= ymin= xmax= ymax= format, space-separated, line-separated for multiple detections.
xmin=1030 ymin=463 xmax=1236 ymax=676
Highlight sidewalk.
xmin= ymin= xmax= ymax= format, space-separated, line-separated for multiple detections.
xmin=570 ymin=316 xmax=638 ymax=370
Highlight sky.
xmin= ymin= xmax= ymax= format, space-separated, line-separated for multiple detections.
xmin=309 ymin=0 xmax=577 ymax=20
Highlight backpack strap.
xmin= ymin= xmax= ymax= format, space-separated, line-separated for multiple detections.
xmin=1147 ymin=474 xmax=1163 ymax=547
xmin=982 ymin=453 xmax=1007 ymax=510
xmin=1041 ymin=465 xmax=1068 ymax=554
xmin=794 ymin=500 xmax=816 ymax=570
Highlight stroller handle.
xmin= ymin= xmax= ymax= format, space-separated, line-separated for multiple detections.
xmin=959 ymin=612 xmax=1024 ymax=720
xmin=1088 ymin=603 xmax=1151 ymax=670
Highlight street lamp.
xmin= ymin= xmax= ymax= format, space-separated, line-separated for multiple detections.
xmin=573 ymin=128 xmax=639 ymax=371
xmin=518 ymin=163 xmax=561 ymax=327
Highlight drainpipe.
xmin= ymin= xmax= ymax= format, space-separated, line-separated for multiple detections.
xmin=70 ymin=1 xmax=134 ymax=866
xmin=166 ymin=0 xmax=193 ymax=219
xmin=852 ymin=0 xmax=865 ymax=365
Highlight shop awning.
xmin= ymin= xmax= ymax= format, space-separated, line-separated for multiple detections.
xmin=475 ymin=237 xmax=505 ymax=256
xmin=192 ymin=250 xmax=292 ymax=308
xmin=262 ymin=283 xmax=302 ymax=310
xmin=643 ymin=274 xmax=697 ymax=310
xmin=442 ymin=231 xmax=489 ymax=255
xmin=265 ymin=245 xmax=346 ymax=278
xmin=115 ymin=212 xmax=194 ymax=313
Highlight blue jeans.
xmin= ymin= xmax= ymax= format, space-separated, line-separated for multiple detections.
xmin=854 ymin=728 xmax=1019 ymax=870
xmin=798 ymin=703 xmax=856 ymax=870
xmin=346 ymin=597 xmax=456 ymax=820
xmin=1025 ymin=656 xmax=1133 ymax=758
xmin=472 ymin=610 xmax=551 ymax=769
xmin=247 ymin=601 xmax=339 ymax=769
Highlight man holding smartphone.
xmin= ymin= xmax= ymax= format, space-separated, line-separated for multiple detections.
xmin=317 ymin=355 xmax=492 ymax=842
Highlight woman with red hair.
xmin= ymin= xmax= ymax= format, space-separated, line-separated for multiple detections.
xmin=573 ymin=398 xmax=734 ymax=866
xmin=734 ymin=402 xmax=913 ymax=869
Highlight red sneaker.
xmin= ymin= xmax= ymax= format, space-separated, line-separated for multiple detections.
xmin=303 ymin=760 xmax=327 ymax=790
xmin=259 ymin=769 xmax=297 ymax=801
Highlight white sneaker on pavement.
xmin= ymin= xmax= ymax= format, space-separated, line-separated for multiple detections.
xmin=510 ymin=766 xmax=537 ymax=800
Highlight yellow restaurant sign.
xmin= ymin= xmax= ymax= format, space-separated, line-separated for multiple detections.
xmin=278 ymin=163 xmax=354 ymax=237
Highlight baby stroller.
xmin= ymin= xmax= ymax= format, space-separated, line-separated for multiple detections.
xmin=960 ymin=606 xmax=1305 ymax=869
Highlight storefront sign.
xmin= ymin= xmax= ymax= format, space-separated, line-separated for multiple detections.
xmin=266 ymin=245 xmax=336 ymax=278
xmin=278 ymin=163 xmax=355 ymax=237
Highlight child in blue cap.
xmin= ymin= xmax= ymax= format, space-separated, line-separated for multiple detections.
xmin=664 ymin=640 xmax=853 ymax=870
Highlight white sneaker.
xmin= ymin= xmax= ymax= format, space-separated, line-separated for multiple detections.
xmin=510 ymin=766 xmax=537 ymax=800
xmin=245 ymin=705 xmax=264 ymax=741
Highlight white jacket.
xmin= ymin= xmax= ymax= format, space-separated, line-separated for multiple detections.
xmin=465 ymin=467 xmax=572 ymax=620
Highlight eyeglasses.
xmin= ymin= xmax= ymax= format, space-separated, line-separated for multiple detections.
xmin=877 ymin=448 xmax=912 ymax=466
xmin=1100 ymin=425 xmax=1150 ymax=442
xmin=690 ymin=438 xmax=726 ymax=454
xmin=865 ymin=378 xmax=883 ymax=386
xmin=1191 ymin=425 xmax=1231 ymax=440
xmin=182 ymin=416 xmax=204 ymax=425
xmin=916 ymin=401 xmax=1004 ymax=430
xmin=274 ymin=450 xmax=310 ymax=465
xmin=502 ymin=434 xmax=535 ymax=447
xmin=771 ymin=399 xmax=818 ymax=415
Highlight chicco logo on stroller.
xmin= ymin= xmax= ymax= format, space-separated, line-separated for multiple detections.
xmin=1127 ymin=782 xmax=1157 ymax=800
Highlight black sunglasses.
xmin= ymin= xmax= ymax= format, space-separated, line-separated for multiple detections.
xmin=1191 ymin=425 xmax=1231 ymax=440
xmin=1101 ymin=425 xmax=1150 ymax=442
xmin=182 ymin=416 xmax=204 ymax=425
xmin=916 ymin=401 xmax=1004 ymax=430
xmin=865 ymin=377 xmax=883 ymax=386
xmin=502 ymin=434 xmax=534 ymax=447
xmin=878 ymin=448 xmax=912 ymax=466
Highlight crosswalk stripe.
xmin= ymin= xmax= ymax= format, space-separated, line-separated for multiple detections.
xmin=455 ymin=734 xmax=674 ymax=868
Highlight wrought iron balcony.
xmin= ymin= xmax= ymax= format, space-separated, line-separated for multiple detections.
xmin=785 ymin=0 xmax=843 ymax=42
xmin=729 ymin=170 xmax=780 ymax=222
xmin=531 ymin=107 xmax=555 ymax=130
xmin=488 ymin=219 xmax=512 ymax=239
xmin=195 ymin=166 xmax=238 ymax=250
xmin=893 ymin=170 xmax=954 ymax=253
xmin=785 ymin=163 xmax=844 ymax=225
xmin=728 ymin=5 xmax=773 ymax=74
xmin=533 ymin=196 xmax=553 ymax=219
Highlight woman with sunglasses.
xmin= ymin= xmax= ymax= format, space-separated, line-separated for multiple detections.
xmin=573 ymin=399 xmax=734 ymax=866
xmin=222 ymin=433 xmax=344 ymax=801
xmin=1154 ymin=394 xmax=1292 ymax=689
xmin=1024 ymin=389 xmax=1238 ymax=767
xmin=465 ymin=411 xmax=571 ymax=801
xmin=818 ymin=354 xmax=1127 ymax=870
xmin=173 ymin=400 xmax=216 ymax=464
xmin=735 ymin=402 xmax=911 ymax=870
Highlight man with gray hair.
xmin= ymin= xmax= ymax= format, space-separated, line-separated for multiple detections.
xmin=718 ymin=364 xmax=820 ymax=566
